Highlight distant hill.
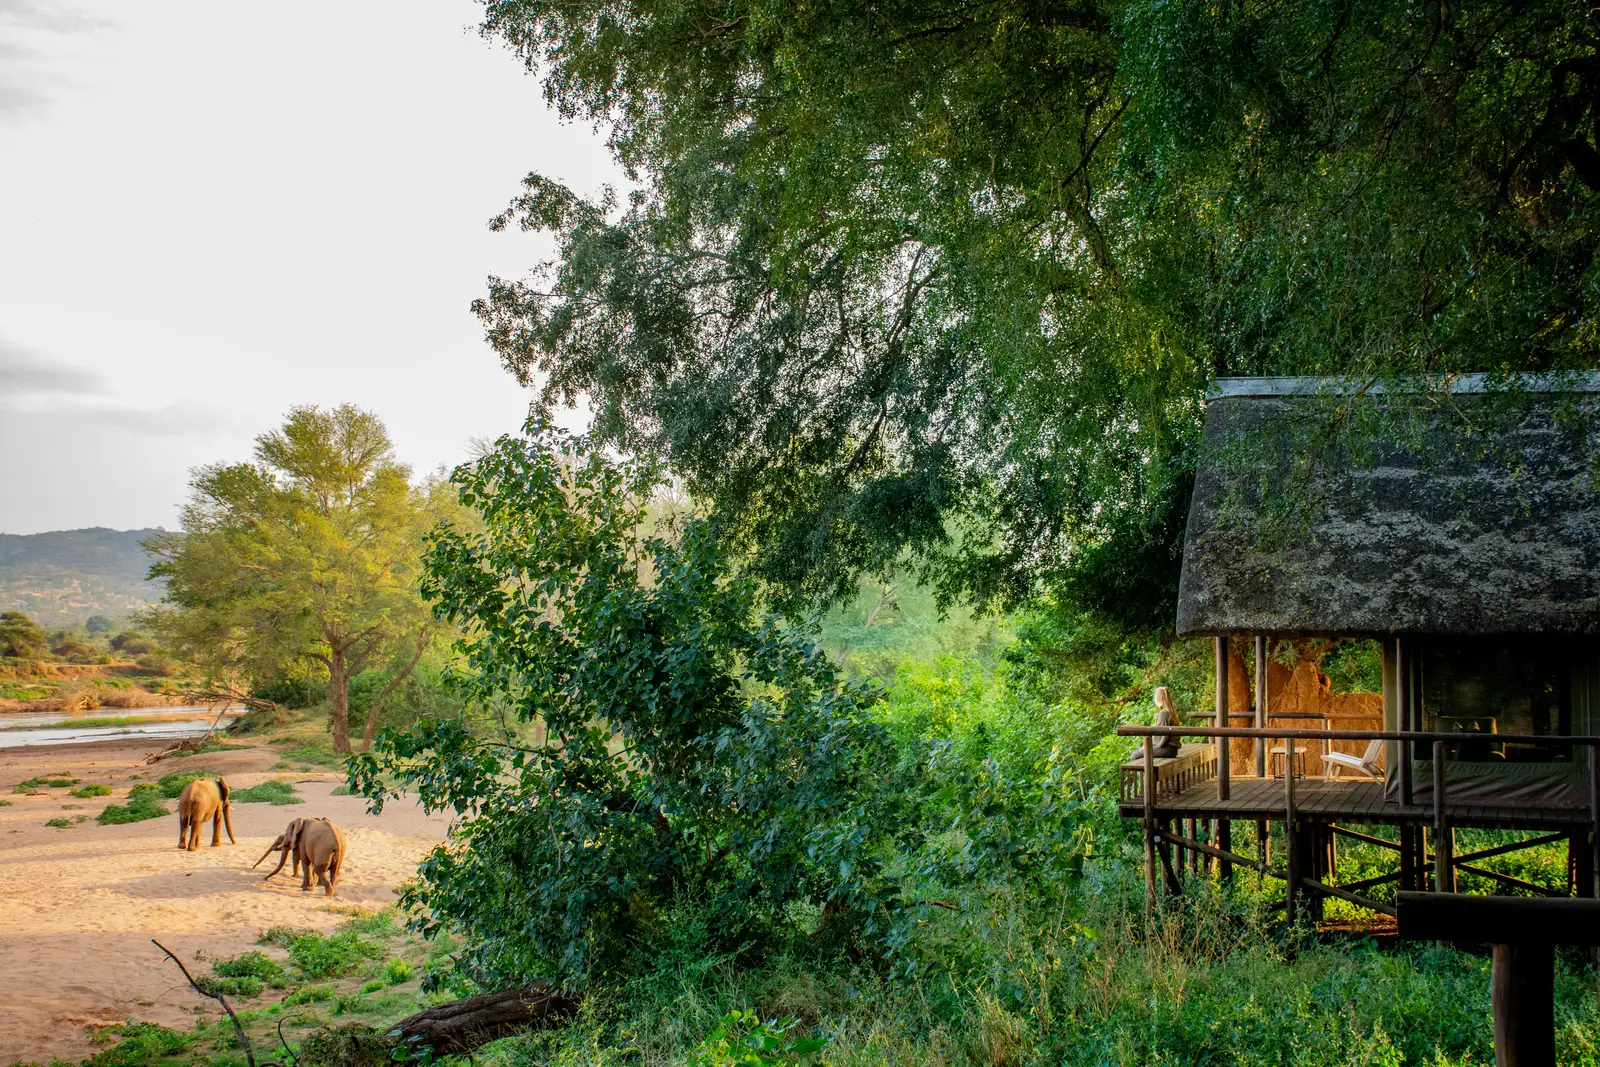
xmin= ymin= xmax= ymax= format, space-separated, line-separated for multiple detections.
xmin=0 ymin=528 xmax=166 ymax=629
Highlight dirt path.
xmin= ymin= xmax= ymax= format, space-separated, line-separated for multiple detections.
xmin=0 ymin=738 xmax=450 ymax=1063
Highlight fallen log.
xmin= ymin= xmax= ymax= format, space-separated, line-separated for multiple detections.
xmin=387 ymin=984 xmax=582 ymax=1055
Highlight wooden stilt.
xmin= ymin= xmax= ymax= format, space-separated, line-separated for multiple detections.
xmin=1493 ymin=944 xmax=1555 ymax=1067
xmin=1215 ymin=637 xmax=1230 ymax=801
xmin=1219 ymin=819 xmax=1233 ymax=884
xmin=1143 ymin=735 xmax=1156 ymax=914
xmin=1285 ymin=745 xmax=1299 ymax=923
xmin=1434 ymin=741 xmax=1452 ymax=893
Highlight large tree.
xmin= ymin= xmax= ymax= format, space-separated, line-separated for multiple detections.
xmin=471 ymin=0 xmax=1599 ymax=621
xmin=146 ymin=405 xmax=437 ymax=752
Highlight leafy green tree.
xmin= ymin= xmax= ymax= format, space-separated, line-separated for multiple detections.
xmin=0 ymin=612 xmax=47 ymax=659
xmin=352 ymin=421 xmax=902 ymax=987
xmin=84 ymin=615 xmax=113 ymax=634
xmin=146 ymin=405 xmax=437 ymax=753
xmin=109 ymin=631 xmax=157 ymax=656
xmin=471 ymin=0 xmax=1599 ymax=624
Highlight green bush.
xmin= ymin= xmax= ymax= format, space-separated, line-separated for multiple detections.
xmin=689 ymin=1011 xmax=827 ymax=1067
xmin=16 ymin=775 xmax=78 ymax=790
xmin=195 ymin=975 xmax=264 ymax=998
xmin=258 ymin=925 xmax=317 ymax=948
xmin=287 ymin=931 xmax=385 ymax=979
xmin=212 ymin=950 xmax=287 ymax=986
xmin=281 ymin=984 xmax=335 ymax=1006
xmin=381 ymin=957 xmax=412 ymax=985
xmin=44 ymin=816 xmax=75 ymax=828
xmin=69 ymin=783 xmax=113 ymax=798
xmin=82 ymin=1022 xmax=196 ymax=1067
xmin=97 ymin=785 xmax=169 ymax=825
xmin=229 ymin=779 xmax=303 ymax=805
xmin=155 ymin=770 xmax=222 ymax=799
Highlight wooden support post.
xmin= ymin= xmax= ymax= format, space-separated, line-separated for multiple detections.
xmin=1493 ymin=944 xmax=1556 ymax=1067
xmin=1589 ymin=743 xmax=1600 ymax=900
xmin=1434 ymin=740 xmax=1452 ymax=893
xmin=1285 ymin=739 xmax=1299 ymax=924
xmin=1215 ymin=636 xmax=1231 ymax=799
xmin=1400 ymin=824 xmax=1414 ymax=893
xmin=1219 ymin=819 xmax=1233 ymax=884
xmin=1398 ymin=640 xmax=1413 ymax=807
xmin=1255 ymin=635 xmax=1268 ymax=778
xmin=1143 ymin=734 xmax=1156 ymax=914
xmin=1258 ymin=819 xmax=1270 ymax=869
xmin=1573 ymin=833 xmax=1594 ymax=899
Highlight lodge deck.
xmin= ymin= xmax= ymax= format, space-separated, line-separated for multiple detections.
xmin=1117 ymin=777 xmax=1591 ymax=832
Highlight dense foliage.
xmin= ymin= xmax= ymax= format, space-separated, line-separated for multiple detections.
xmin=145 ymin=405 xmax=443 ymax=752
xmin=354 ymin=422 xmax=910 ymax=987
xmin=471 ymin=0 xmax=1599 ymax=623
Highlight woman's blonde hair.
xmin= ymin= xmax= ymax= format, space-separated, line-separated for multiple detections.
xmin=1154 ymin=686 xmax=1177 ymax=718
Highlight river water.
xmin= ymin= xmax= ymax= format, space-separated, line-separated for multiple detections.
xmin=0 ymin=705 xmax=244 ymax=748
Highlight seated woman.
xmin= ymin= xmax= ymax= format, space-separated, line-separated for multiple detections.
xmin=1132 ymin=686 xmax=1184 ymax=760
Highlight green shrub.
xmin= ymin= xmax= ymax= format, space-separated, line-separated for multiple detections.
xmin=211 ymin=950 xmax=288 ymax=987
xmin=381 ymin=957 xmax=412 ymax=985
xmin=0 ymin=799 xmax=11 ymax=807
xmin=155 ymin=770 xmax=222 ymax=798
xmin=229 ymin=779 xmax=303 ymax=805
xmin=333 ymin=906 xmax=399 ymax=938
xmin=689 ymin=1011 xmax=828 ymax=1067
xmin=195 ymin=975 xmax=264 ymax=998
xmin=83 ymin=1022 xmax=196 ymax=1067
xmin=358 ymin=980 xmax=385 ymax=995
xmin=44 ymin=816 xmax=74 ymax=828
xmin=287 ymin=931 xmax=385 ymax=979
xmin=258 ymin=925 xmax=317 ymax=948
xmin=97 ymin=785 xmax=169 ymax=825
xmin=281 ymin=984 xmax=335 ymax=1006
xmin=16 ymin=775 xmax=78 ymax=790
xmin=69 ymin=783 xmax=113 ymax=798
xmin=133 ymin=653 xmax=177 ymax=677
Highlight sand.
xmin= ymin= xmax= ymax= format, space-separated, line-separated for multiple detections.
xmin=0 ymin=738 xmax=451 ymax=1063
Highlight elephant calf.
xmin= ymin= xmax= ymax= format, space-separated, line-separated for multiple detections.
xmin=176 ymin=777 xmax=235 ymax=851
xmin=253 ymin=817 xmax=347 ymax=896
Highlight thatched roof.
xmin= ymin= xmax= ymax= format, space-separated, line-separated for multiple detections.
xmin=1176 ymin=375 xmax=1600 ymax=637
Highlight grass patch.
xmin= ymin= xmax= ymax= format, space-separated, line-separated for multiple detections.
xmin=281 ymin=984 xmax=335 ymax=1006
xmin=154 ymin=769 xmax=223 ymax=798
xmin=272 ymin=741 xmax=345 ymax=769
xmin=229 ymin=779 xmax=303 ymax=805
xmin=15 ymin=775 xmax=78 ymax=791
xmin=44 ymin=816 xmax=84 ymax=828
xmin=168 ymin=740 xmax=249 ymax=757
xmin=0 ymin=799 xmax=11 ymax=807
xmin=97 ymin=783 xmax=169 ymax=825
xmin=259 ymin=925 xmax=318 ymax=949
xmin=70 ymin=783 xmax=113 ymax=798
xmin=287 ymin=931 xmax=385 ymax=979
xmin=82 ymin=1022 xmax=196 ymax=1067
xmin=328 ymin=905 xmax=400 ymax=938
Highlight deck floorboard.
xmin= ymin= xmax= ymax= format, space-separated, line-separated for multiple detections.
xmin=1120 ymin=778 xmax=1589 ymax=830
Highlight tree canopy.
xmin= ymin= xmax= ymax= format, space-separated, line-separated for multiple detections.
xmin=471 ymin=0 xmax=1599 ymax=622
xmin=146 ymin=405 xmax=439 ymax=752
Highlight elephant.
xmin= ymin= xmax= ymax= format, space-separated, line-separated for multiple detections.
xmin=253 ymin=816 xmax=347 ymax=896
xmin=176 ymin=777 xmax=235 ymax=851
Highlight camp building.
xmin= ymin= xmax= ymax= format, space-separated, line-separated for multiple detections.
xmin=1119 ymin=373 xmax=1600 ymax=918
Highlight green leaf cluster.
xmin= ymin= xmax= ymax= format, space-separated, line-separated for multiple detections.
xmin=469 ymin=0 xmax=1600 ymax=626
xmin=97 ymin=784 xmax=169 ymax=825
xmin=689 ymin=1010 xmax=828 ymax=1067
xmin=353 ymin=421 xmax=906 ymax=988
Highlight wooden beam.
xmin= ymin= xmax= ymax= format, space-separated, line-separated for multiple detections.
xmin=1254 ymin=635 xmax=1268 ymax=778
xmin=1329 ymin=825 xmax=1402 ymax=851
xmin=1216 ymin=636 xmax=1230 ymax=800
xmin=1395 ymin=892 xmax=1600 ymax=945
xmin=1494 ymin=944 xmax=1555 ymax=1067
xmin=1450 ymin=832 xmax=1569 ymax=866
xmin=1285 ymin=741 xmax=1299 ymax=923
xmin=1300 ymin=876 xmax=1396 ymax=917
xmin=1454 ymin=863 xmax=1566 ymax=898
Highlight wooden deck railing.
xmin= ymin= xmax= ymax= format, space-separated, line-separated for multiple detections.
xmin=1118 ymin=723 xmax=1600 ymax=918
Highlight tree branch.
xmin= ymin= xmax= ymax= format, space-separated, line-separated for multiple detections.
xmin=152 ymin=940 xmax=274 ymax=1067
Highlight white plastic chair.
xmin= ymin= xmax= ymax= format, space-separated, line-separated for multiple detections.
xmin=1322 ymin=738 xmax=1384 ymax=781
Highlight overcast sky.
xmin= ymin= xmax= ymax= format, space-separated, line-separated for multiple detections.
xmin=0 ymin=0 xmax=618 ymax=534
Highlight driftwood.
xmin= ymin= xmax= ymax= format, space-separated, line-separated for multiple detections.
xmin=387 ymin=984 xmax=582 ymax=1055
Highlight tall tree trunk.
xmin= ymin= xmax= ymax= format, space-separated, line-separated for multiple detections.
xmin=329 ymin=645 xmax=351 ymax=754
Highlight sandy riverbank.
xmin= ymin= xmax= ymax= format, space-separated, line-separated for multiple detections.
xmin=0 ymin=737 xmax=450 ymax=1063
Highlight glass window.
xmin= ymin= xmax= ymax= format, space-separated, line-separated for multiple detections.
xmin=1421 ymin=640 xmax=1574 ymax=763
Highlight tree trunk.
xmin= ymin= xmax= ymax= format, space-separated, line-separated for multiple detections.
xmin=389 ymin=986 xmax=581 ymax=1054
xmin=329 ymin=645 xmax=350 ymax=754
